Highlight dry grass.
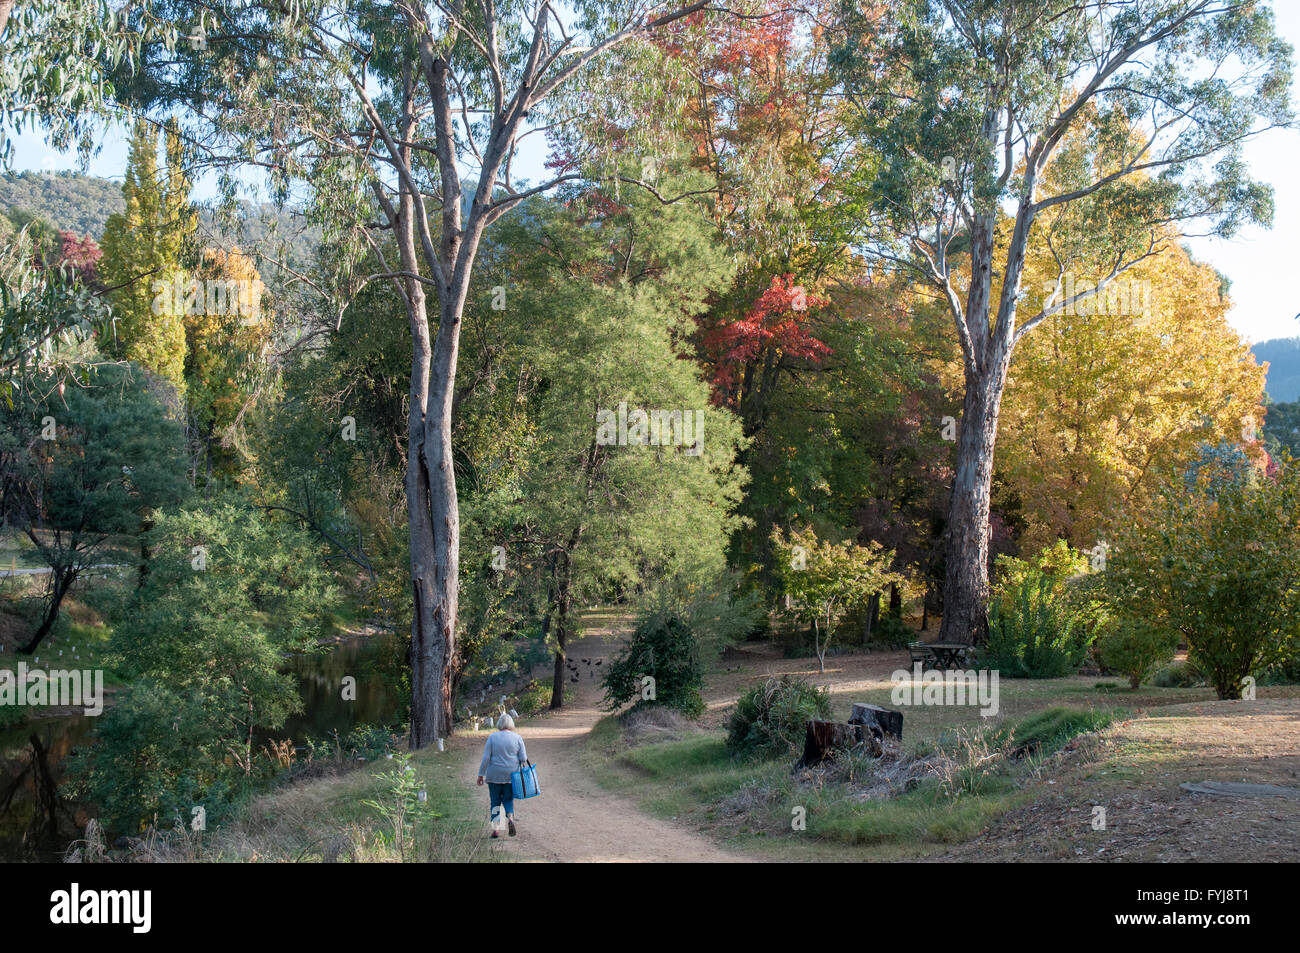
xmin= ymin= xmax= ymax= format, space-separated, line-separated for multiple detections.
xmin=63 ymin=738 xmax=494 ymax=864
xmin=620 ymin=706 xmax=699 ymax=747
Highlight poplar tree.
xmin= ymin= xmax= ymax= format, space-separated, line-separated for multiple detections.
xmin=99 ymin=117 xmax=195 ymax=393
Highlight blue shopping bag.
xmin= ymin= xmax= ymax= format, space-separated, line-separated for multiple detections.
xmin=510 ymin=761 xmax=540 ymax=800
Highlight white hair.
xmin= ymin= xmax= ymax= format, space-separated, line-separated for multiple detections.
xmin=497 ymin=713 xmax=515 ymax=731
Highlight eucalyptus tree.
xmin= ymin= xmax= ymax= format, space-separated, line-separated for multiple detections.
xmin=0 ymin=1 xmax=162 ymax=402
xmin=99 ymin=0 xmax=717 ymax=747
xmin=0 ymin=0 xmax=163 ymax=165
xmin=832 ymin=0 xmax=1294 ymax=643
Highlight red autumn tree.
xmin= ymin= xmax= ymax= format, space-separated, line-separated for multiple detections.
xmin=700 ymin=273 xmax=831 ymax=424
xmin=56 ymin=230 xmax=102 ymax=285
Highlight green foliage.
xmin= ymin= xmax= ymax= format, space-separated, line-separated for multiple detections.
xmin=16 ymin=361 xmax=189 ymax=531
xmin=1259 ymin=650 xmax=1300 ymax=686
xmin=67 ymin=680 xmax=242 ymax=833
xmin=360 ymin=752 xmax=441 ymax=861
xmin=510 ymin=679 xmax=553 ymax=718
xmin=1152 ymin=660 xmax=1205 ymax=689
xmin=992 ymin=540 xmax=1092 ymax=593
xmin=602 ymin=613 xmax=705 ymax=718
xmin=0 ymin=220 xmax=113 ymax=406
xmin=1096 ymin=619 xmax=1179 ymax=689
xmin=772 ymin=525 xmax=903 ymax=671
xmin=70 ymin=496 xmax=342 ymax=833
xmin=725 ymin=675 xmax=831 ymax=758
xmin=453 ymin=187 xmax=748 ymax=697
xmin=987 ymin=707 xmax=1118 ymax=758
xmin=299 ymin=724 xmax=401 ymax=766
xmin=639 ymin=570 xmax=767 ymax=661
xmin=0 ymin=361 xmax=189 ymax=649
xmin=870 ymin=611 xmax=913 ymax=649
xmin=1105 ymin=460 xmax=1300 ymax=698
xmin=1262 ymin=398 xmax=1300 ymax=457
xmin=985 ymin=567 xmax=1100 ymax=678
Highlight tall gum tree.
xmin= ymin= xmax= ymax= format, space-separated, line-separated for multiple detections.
xmin=832 ymin=0 xmax=1294 ymax=643
xmin=109 ymin=0 xmax=726 ymax=747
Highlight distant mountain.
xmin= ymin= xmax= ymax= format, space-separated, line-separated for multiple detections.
xmin=0 ymin=170 xmax=124 ymax=237
xmin=0 ymin=171 xmax=320 ymax=290
xmin=1254 ymin=337 xmax=1300 ymax=404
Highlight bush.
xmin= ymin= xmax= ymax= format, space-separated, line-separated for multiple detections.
xmin=1152 ymin=660 xmax=1205 ymax=688
xmin=512 ymin=679 xmax=552 ymax=717
xmin=869 ymin=612 xmax=912 ymax=649
xmin=988 ymin=706 xmax=1118 ymax=758
xmin=984 ymin=569 xmax=1099 ymax=678
xmin=601 ymin=613 xmax=704 ymax=717
xmin=1258 ymin=651 xmax=1300 ymax=686
xmin=726 ymin=675 xmax=831 ymax=758
xmin=1096 ymin=620 xmax=1179 ymax=689
xmin=1104 ymin=457 xmax=1300 ymax=698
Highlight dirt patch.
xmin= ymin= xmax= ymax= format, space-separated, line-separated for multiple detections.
xmin=923 ymin=698 xmax=1300 ymax=862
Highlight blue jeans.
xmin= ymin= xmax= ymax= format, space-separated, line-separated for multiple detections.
xmin=488 ymin=782 xmax=515 ymax=826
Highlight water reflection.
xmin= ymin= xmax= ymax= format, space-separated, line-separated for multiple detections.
xmin=0 ymin=716 xmax=95 ymax=860
xmin=271 ymin=630 xmax=404 ymax=744
xmin=0 ymin=630 xmax=402 ymax=860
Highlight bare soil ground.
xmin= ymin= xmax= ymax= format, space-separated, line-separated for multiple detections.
xmin=924 ymin=697 xmax=1300 ymax=862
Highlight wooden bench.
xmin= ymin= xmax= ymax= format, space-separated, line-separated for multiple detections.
xmin=908 ymin=641 xmax=933 ymax=670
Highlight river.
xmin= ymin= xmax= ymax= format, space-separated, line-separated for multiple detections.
xmin=0 ymin=629 xmax=402 ymax=861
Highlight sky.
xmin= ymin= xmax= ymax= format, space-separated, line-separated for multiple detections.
xmin=8 ymin=4 xmax=1300 ymax=346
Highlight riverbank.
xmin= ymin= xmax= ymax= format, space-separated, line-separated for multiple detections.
xmin=0 ymin=583 xmax=404 ymax=861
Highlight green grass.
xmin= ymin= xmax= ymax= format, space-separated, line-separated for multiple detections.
xmin=586 ymin=703 xmax=1122 ymax=859
xmin=988 ymin=705 xmax=1121 ymax=756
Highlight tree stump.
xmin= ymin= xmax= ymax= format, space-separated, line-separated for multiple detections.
xmin=794 ymin=720 xmax=882 ymax=770
xmin=848 ymin=702 xmax=904 ymax=741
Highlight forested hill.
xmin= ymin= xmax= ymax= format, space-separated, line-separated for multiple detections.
xmin=0 ymin=170 xmax=319 ymax=276
xmin=1254 ymin=337 xmax=1300 ymax=403
xmin=0 ymin=170 xmax=124 ymax=236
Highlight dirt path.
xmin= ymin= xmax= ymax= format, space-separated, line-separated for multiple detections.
xmin=461 ymin=621 xmax=746 ymax=863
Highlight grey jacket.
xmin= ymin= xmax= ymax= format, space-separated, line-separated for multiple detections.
xmin=478 ymin=729 xmax=528 ymax=784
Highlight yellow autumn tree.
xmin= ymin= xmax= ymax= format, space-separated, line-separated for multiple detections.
xmin=998 ymin=229 xmax=1265 ymax=551
xmin=183 ymin=246 xmax=271 ymax=477
xmin=98 ymin=117 xmax=196 ymax=393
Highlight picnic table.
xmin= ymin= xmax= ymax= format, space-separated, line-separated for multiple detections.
xmin=908 ymin=640 xmax=975 ymax=671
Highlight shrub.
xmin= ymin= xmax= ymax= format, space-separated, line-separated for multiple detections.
xmin=1104 ymin=456 xmax=1300 ymax=698
xmin=994 ymin=540 xmax=1091 ymax=592
xmin=869 ymin=611 xmax=913 ymax=649
xmin=726 ymin=675 xmax=831 ymax=757
xmin=984 ymin=569 xmax=1100 ymax=678
xmin=601 ymin=612 xmax=704 ymax=717
xmin=1096 ymin=620 xmax=1179 ymax=689
xmin=988 ymin=706 xmax=1118 ymax=758
xmin=1152 ymin=660 xmax=1205 ymax=688
xmin=1258 ymin=651 xmax=1300 ymax=686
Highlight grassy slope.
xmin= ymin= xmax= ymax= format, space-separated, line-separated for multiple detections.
xmin=581 ymin=646 xmax=1300 ymax=861
xmin=99 ymin=733 xmax=491 ymax=863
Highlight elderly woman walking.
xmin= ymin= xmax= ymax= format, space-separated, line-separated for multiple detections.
xmin=477 ymin=713 xmax=528 ymax=838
